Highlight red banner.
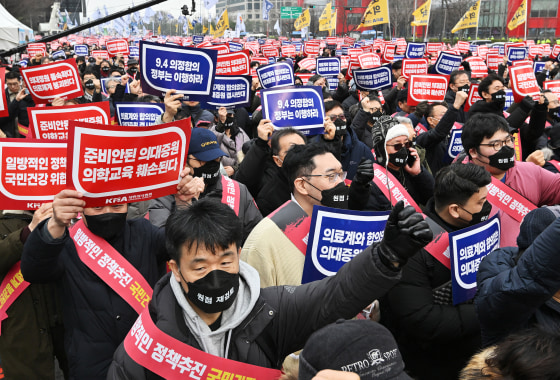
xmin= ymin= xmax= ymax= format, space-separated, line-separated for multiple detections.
xmin=221 ymin=176 xmax=240 ymax=216
xmin=0 ymin=68 xmax=9 ymax=118
xmin=262 ymin=46 xmax=278 ymax=58
xmin=71 ymin=220 xmax=153 ymax=314
xmin=205 ymin=44 xmax=230 ymax=55
xmin=383 ymin=44 xmax=395 ymax=62
xmin=91 ymin=50 xmax=110 ymax=59
xmin=216 ymin=50 xmax=250 ymax=76
xmin=401 ymin=58 xmax=428 ymax=79
xmin=298 ymin=57 xmax=316 ymax=71
xmin=543 ymin=80 xmax=560 ymax=99
xmin=528 ymin=45 xmax=543 ymax=60
xmin=407 ymin=74 xmax=449 ymax=106
xmin=486 ymin=54 xmax=503 ymax=71
xmin=455 ymin=41 xmax=470 ymax=53
xmin=358 ymin=53 xmax=381 ymax=69
xmin=476 ymin=45 xmax=489 ymax=60
xmin=124 ymin=308 xmax=282 ymax=380
xmin=0 ymin=262 xmax=30 ymax=335
xmin=21 ymin=60 xmax=84 ymax=104
xmin=509 ymin=65 xmax=541 ymax=102
xmin=486 ymin=177 xmax=536 ymax=223
xmin=426 ymin=42 xmax=443 ymax=55
xmin=304 ymin=42 xmax=320 ymax=56
xmin=27 ymin=42 xmax=46 ymax=56
xmin=347 ymin=48 xmax=363 ymax=60
xmin=281 ymin=45 xmax=296 ymax=57
xmin=250 ymin=56 xmax=269 ymax=66
xmin=340 ymin=55 xmax=351 ymax=69
xmin=551 ymin=44 xmax=560 ymax=58
xmin=372 ymin=164 xmax=421 ymax=212
xmin=28 ymin=102 xmax=111 ymax=140
xmin=106 ymin=39 xmax=130 ymax=56
xmin=395 ymin=38 xmax=407 ymax=55
xmin=345 ymin=61 xmax=361 ymax=80
xmin=464 ymin=57 xmax=488 ymax=78
xmin=66 ymin=119 xmax=191 ymax=207
xmin=0 ymin=139 xmax=67 ymax=210
xmin=463 ymin=84 xmax=482 ymax=112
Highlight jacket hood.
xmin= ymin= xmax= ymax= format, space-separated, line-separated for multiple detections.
xmin=169 ymin=261 xmax=261 ymax=357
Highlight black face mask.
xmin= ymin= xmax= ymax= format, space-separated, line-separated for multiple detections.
xmin=305 ymin=180 xmax=349 ymax=209
xmin=388 ymin=147 xmax=409 ymax=168
xmin=127 ymin=67 xmax=138 ymax=76
xmin=101 ymin=66 xmax=110 ymax=72
xmin=491 ymin=90 xmax=506 ymax=106
xmin=334 ymin=119 xmax=347 ymax=136
xmin=460 ymin=200 xmax=493 ymax=226
xmin=84 ymin=79 xmax=95 ymax=90
xmin=478 ymin=145 xmax=515 ymax=171
xmin=457 ymin=84 xmax=470 ymax=94
xmin=83 ymin=212 xmax=127 ymax=241
xmin=192 ymin=160 xmax=221 ymax=186
xmin=182 ymin=269 xmax=240 ymax=314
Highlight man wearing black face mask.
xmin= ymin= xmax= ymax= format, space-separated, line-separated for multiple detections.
xmin=80 ymin=69 xmax=109 ymax=104
xmin=125 ymin=59 xmax=139 ymax=80
xmin=107 ymin=197 xmax=432 ymax=379
xmin=149 ymin=127 xmax=262 ymax=243
xmin=381 ymin=163 xmax=491 ymax=380
xmin=468 ymin=73 xmax=549 ymax=160
xmin=461 ymin=113 xmax=560 ymax=247
xmin=241 ymin=143 xmax=373 ymax=288
xmin=444 ymin=70 xmax=470 ymax=124
xmin=349 ymin=94 xmax=385 ymax=149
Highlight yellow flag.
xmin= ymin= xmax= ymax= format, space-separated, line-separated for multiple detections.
xmin=319 ymin=3 xmax=333 ymax=31
xmin=508 ymin=0 xmax=526 ymax=30
xmin=358 ymin=0 xmax=390 ymax=29
xmin=215 ymin=9 xmax=230 ymax=37
xmin=157 ymin=24 xmax=161 ymax=35
xmin=188 ymin=19 xmax=193 ymax=30
xmin=294 ymin=9 xmax=311 ymax=31
xmin=451 ymin=0 xmax=480 ymax=34
xmin=176 ymin=23 xmax=179 ymax=33
xmin=203 ymin=25 xmax=208 ymax=34
xmin=411 ymin=0 xmax=431 ymax=27
xmin=210 ymin=24 xmax=215 ymax=36
xmin=325 ymin=10 xmax=337 ymax=31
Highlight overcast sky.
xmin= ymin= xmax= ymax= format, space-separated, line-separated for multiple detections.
xmin=83 ymin=0 xmax=216 ymax=21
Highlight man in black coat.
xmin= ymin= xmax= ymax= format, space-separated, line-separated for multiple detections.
xmin=0 ymin=70 xmax=35 ymax=137
xmin=107 ymin=198 xmax=432 ymax=379
xmin=381 ymin=163 xmax=491 ymax=380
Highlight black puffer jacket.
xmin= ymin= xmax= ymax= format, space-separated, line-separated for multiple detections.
xmin=475 ymin=218 xmax=560 ymax=347
xmin=106 ymin=243 xmax=403 ymax=379
xmin=21 ymin=218 xmax=167 ymax=380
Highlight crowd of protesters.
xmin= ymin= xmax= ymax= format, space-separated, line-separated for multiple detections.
xmin=2 ymin=36 xmax=560 ymax=380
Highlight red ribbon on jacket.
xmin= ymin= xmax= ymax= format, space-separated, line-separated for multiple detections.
xmin=372 ymin=164 xmax=422 ymax=213
xmin=124 ymin=307 xmax=282 ymax=380
xmin=221 ymin=176 xmax=240 ymax=216
xmin=486 ymin=176 xmax=536 ymax=223
xmin=70 ymin=219 xmax=153 ymax=314
xmin=0 ymin=261 xmax=30 ymax=335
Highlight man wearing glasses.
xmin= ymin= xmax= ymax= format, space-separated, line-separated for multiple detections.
xmin=242 ymin=143 xmax=371 ymax=288
xmin=461 ymin=113 xmax=560 ymax=247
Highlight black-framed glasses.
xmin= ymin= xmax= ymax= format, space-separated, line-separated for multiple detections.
xmin=303 ymin=171 xmax=347 ymax=183
xmin=328 ymin=114 xmax=346 ymax=122
xmin=386 ymin=141 xmax=412 ymax=151
xmin=479 ymin=135 xmax=515 ymax=151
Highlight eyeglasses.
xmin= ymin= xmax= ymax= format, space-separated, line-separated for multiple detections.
xmin=479 ymin=135 xmax=515 ymax=151
xmin=386 ymin=141 xmax=412 ymax=151
xmin=328 ymin=114 xmax=346 ymax=122
xmin=303 ymin=171 xmax=347 ymax=183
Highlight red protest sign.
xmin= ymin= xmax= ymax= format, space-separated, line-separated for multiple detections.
xmin=551 ymin=45 xmax=560 ymax=58
xmin=455 ymin=41 xmax=470 ymax=53
xmin=528 ymin=45 xmax=543 ymax=60
xmin=340 ymin=55 xmax=351 ymax=69
xmin=262 ymin=46 xmax=279 ymax=57
xmin=486 ymin=54 xmax=503 ymax=71
xmin=407 ymin=74 xmax=449 ymax=106
xmin=245 ymin=41 xmax=259 ymax=55
xmin=345 ymin=61 xmax=361 ymax=80
xmin=298 ymin=57 xmax=316 ymax=71
xmin=344 ymin=36 xmax=355 ymax=45
xmin=28 ymin=102 xmax=111 ymax=140
xmin=358 ymin=53 xmax=381 ymax=69
xmin=297 ymin=73 xmax=314 ymax=85
xmin=216 ymin=50 xmax=250 ymax=76
xmin=92 ymin=50 xmax=110 ymax=59
xmin=348 ymin=48 xmax=363 ymax=60
xmin=66 ymin=119 xmax=191 ymax=207
xmin=476 ymin=45 xmax=489 ymax=59
xmin=27 ymin=43 xmax=46 ymax=56
xmin=0 ymin=68 xmax=9 ymax=118
xmin=512 ymin=60 xmax=533 ymax=68
xmin=509 ymin=65 xmax=541 ymax=102
xmin=205 ymin=44 xmax=230 ymax=55
xmin=106 ymin=39 xmax=130 ymax=57
xmin=21 ymin=60 xmax=84 ymax=104
xmin=543 ymin=80 xmax=560 ymax=99
xmin=251 ymin=56 xmax=269 ymax=65
xmin=464 ymin=57 xmax=488 ymax=78
xmin=0 ymin=139 xmax=67 ymax=210
xmin=304 ymin=42 xmax=320 ymax=56
xmin=463 ymin=83 xmax=482 ymax=112
xmin=426 ymin=43 xmax=443 ymax=55
xmin=541 ymin=44 xmax=551 ymax=57
xmin=383 ymin=44 xmax=395 ymax=62
xmin=401 ymin=58 xmax=428 ymax=79
xmin=281 ymin=45 xmax=296 ymax=57
xmin=395 ymin=38 xmax=407 ymax=55
xmin=86 ymin=37 xmax=98 ymax=46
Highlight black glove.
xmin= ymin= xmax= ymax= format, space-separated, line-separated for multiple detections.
xmin=354 ymin=159 xmax=374 ymax=186
xmin=378 ymin=201 xmax=433 ymax=269
xmin=519 ymin=96 xmax=536 ymax=113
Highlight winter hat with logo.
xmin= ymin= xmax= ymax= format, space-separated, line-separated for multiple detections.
xmin=517 ymin=206 xmax=560 ymax=249
xmin=188 ymin=127 xmax=227 ymax=162
xmin=299 ymin=319 xmax=412 ymax=380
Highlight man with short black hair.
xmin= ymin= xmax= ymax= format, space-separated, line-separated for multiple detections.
xmin=107 ymin=197 xmax=432 ymax=379
xmin=0 ymin=70 xmax=34 ymax=137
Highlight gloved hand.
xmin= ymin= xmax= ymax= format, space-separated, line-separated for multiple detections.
xmin=378 ymin=201 xmax=433 ymax=269
xmin=354 ymin=159 xmax=374 ymax=186
xmin=519 ymin=95 xmax=536 ymax=113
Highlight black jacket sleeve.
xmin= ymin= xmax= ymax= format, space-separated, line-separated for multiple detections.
xmin=350 ymin=108 xmax=374 ymax=148
xmin=416 ymin=106 xmax=458 ymax=149
xmin=234 ymin=138 xmax=270 ymax=197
